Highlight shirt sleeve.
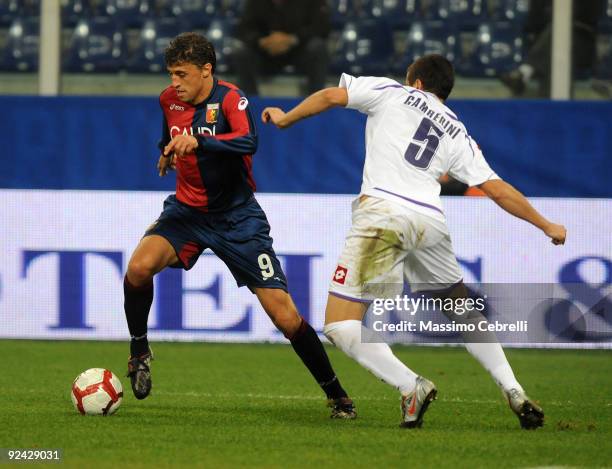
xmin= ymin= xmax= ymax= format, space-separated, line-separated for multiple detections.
xmin=339 ymin=74 xmax=399 ymax=115
xmin=157 ymin=112 xmax=170 ymax=154
xmin=447 ymin=134 xmax=500 ymax=187
xmin=195 ymin=89 xmax=258 ymax=157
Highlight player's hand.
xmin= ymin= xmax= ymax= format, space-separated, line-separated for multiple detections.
xmin=164 ymin=135 xmax=198 ymax=158
xmin=261 ymin=107 xmax=289 ymax=128
xmin=543 ymin=223 xmax=567 ymax=245
xmin=157 ymin=154 xmax=176 ymax=177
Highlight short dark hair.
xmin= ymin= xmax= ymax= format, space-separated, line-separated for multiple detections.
xmin=406 ymin=54 xmax=454 ymax=101
xmin=165 ymin=32 xmax=216 ymax=73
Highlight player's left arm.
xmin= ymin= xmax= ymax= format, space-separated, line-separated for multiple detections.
xmin=262 ymin=87 xmax=348 ymax=129
xmin=449 ymin=134 xmax=566 ymax=245
xmin=194 ymin=90 xmax=257 ymax=156
xmin=479 ymin=179 xmax=567 ymax=245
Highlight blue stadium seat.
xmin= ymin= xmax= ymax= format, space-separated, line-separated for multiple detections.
xmin=219 ymin=0 xmax=245 ymax=19
xmin=331 ymin=20 xmax=394 ymax=75
xmin=457 ymin=21 xmax=523 ymax=77
xmin=166 ymin=0 xmax=220 ymax=29
xmin=127 ymin=18 xmax=182 ymax=73
xmin=61 ymin=0 xmax=93 ymax=27
xmin=63 ymin=17 xmax=127 ymax=72
xmin=597 ymin=0 xmax=612 ymax=79
xmin=18 ymin=0 xmax=40 ymax=15
xmin=329 ymin=0 xmax=356 ymax=29
xmin=596 ymin=35 xmax=612 ymax=79
xmin=0 ymin=17 xmax=39 ymax=71
xmin=99 ymin=0 xmax=154 ymax=27
xmin=206 ymin=18 xmax=236 ymax=74
xmin=599 ymin=0 xmax=612 ymax=34
xmin=490 ymin=0 xmax=530 ymax=24
xmin=0 ymin=0 xmax=22 ymax=26
xmin=359 ymin=0 xmax=421 ymax=29
xmin=424 ymin=0 xmax=487 ymax=29
xmin=392 ymin=21 xmax=458 ymax=75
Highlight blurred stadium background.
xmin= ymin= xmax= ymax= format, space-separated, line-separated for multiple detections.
xmin=1 ymin=0 xmax=612 ymax=97
xmin=0 ymin=1 xmax=611 ymax=466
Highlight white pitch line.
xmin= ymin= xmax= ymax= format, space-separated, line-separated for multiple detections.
xmin=522 ymin=466 xmax=583 ymax=469
xmin=15 ymin=388 xmax=609 ymax=407
xmin=152 ymin=391 xmax=610 ymax=407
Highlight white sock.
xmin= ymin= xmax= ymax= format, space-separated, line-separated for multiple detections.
xmin=464 ymin=342 xmax=523 ymax=393
xmin=519 ymin=64 xmax=534 ymax=82
xmin=440 ymin=308 xmax=524 ymax=394
xmin=323 ymin=320 xmax=417 ymax=395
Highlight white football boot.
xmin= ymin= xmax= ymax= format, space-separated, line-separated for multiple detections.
xmin=400 ymin=376 xmax=437 ymax=428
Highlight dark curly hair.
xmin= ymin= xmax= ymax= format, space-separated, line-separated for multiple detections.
xmin=165 ymin=32 xmax=216 ymax=73
xmin=407 ymin=54 xmax=454 ymax=101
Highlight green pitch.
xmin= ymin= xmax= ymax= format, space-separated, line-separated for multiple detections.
xmin=1 ymin=340 xmax=610 ymax=468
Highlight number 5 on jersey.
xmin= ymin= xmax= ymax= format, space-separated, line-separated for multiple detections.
xmin=405 ymin=117 xmax=444 ymax=169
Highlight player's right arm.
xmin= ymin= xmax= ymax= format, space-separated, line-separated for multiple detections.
xmin=478 ymin=179 xmax=567 ymax=245
xmin=263 ymin=74 xmax=397 ymax=128
xmin=157 ymin=115 xmax=175 ymax=177
xmin=262 ymin=87 xmax=348 ymax=129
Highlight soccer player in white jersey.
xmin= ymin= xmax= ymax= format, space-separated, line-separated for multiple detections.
xmin=262 ymin=54 xmax=566 ymax=429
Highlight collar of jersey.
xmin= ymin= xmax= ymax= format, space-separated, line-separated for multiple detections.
xmin=192 ymin=77 xmax=219 ymax=108
xmin=405 ymin=85 xmax=443 ymax=103
xmin=419 ymin=87 xmax=442 ymax=102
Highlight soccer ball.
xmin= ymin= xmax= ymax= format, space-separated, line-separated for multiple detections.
xmin=71 ymin=368 xmax=123 ymax=416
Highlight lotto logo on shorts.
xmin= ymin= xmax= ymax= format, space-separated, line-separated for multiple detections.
xmin=333 ymin=265 xmax=348 ymax=284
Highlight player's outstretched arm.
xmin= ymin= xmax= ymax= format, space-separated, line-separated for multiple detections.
xmin=261 ymin=87 xmax=348 ymax=129
xmin=479 ymin=179 xmax=567 ymax=245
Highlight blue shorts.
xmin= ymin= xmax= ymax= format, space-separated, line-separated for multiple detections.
xmin=146 ymin=195 xmax=287 ymax=292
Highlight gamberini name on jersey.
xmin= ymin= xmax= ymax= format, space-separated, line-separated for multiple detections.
xmin=403 ymin=93 xmax=462 ymax=140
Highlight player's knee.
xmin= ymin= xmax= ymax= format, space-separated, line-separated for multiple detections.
xmin=276 ymin=317 xmax=301 ymax=338
xmin=127 ymin=258 xmax=156 ymax=286
xmin=269 ymin=301 xmax=301 ymax=337
xmin=323 ymin=320 xmax=361 ymax=353
xmin=273 ymin=310 xmax=302 ymax=337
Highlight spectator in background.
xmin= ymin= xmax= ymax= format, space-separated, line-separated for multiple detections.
xmin=233 ymin=0 xmax=330 ymax=96
xmin=500 ymin=0 xmax=602 ymax=97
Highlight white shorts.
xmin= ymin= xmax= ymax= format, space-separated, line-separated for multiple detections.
xmin=329 ymin=196 xmax=463 ymax=302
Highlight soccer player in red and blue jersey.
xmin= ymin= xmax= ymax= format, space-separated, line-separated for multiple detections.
xmin=122 ymin=33 xmax=355 ymax=419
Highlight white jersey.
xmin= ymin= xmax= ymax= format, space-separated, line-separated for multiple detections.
xmin=339 ymin=74 xmax=500 ymax=221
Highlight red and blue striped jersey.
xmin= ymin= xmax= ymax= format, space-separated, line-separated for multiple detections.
xmin=158 ymin=78 xmax=257 ymax=212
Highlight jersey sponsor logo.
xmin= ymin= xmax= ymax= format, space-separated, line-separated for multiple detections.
xmin=206 ymin=103 xmax=219 ymax=123
xmin=333 ymin=265 xmax=348 ymax=284
xmin=169 ymin=103 xmax=185 ymax=111
xmin=170 ymin=125 xmax=216 ymax=137
xmin=238 ymin=97 xmax=248 ymax=111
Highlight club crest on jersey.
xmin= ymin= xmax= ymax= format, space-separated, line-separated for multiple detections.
xmin=206 ymin=103 xmax=219 ymax=123
xmin=333 ymin=265 xmax=348 ymax=284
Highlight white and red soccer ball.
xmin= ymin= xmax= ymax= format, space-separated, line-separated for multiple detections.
xmin=71 ymin=368 xmax=123 ymax=416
